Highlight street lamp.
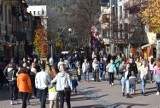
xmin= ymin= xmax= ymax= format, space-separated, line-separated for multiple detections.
xmin=68 ymin=28 xmax=72 ymax=33
xmin=47 ymin=40 xmax=54 ymax=59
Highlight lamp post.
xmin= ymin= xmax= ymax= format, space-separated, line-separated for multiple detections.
xmin=59 ymin=27 xmax=72 ymax=51
xmin=47 ymin=40 xmax=54 ymax=59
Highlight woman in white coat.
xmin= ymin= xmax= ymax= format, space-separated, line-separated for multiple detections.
xmin=139 ymin=60 xmax=148 ymax=96
xmin=48 ymin=66 xmax=58 ymax=108
xmin=51 ymin=64 xmax=72 ymax=108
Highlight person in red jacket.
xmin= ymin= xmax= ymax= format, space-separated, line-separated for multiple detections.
xmin=17 ymin=67 xmax=32 ymax=108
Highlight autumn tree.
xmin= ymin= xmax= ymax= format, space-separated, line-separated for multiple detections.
xmin=34 ymin=20 xmax=48 ymax=58
xmin=141 ymin=0 xmax=160 ymax=57
xmin=54 ymin=34 xmax=63 ymax=53
xmin=141 ymin=0 xmax=160 ymax=33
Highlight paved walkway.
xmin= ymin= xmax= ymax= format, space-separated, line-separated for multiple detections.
xmin=0 ymin=86 xmax=104 ymax=108
xmin=0 ymin=75 xmax=160 ymax=108
xmin=78 ymin=79 xmax=160 ymax=108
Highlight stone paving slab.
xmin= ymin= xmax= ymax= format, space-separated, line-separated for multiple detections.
xmin=0 ymin=86 xmax=104 ymax=108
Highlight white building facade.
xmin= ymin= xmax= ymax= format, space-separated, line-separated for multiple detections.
xmin=27 ymin=5 xmax=48 ymax=31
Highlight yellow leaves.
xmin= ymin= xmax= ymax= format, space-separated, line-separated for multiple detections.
xmin=54 ymin=35 xmax=63 ymax=52
xmin=33 ymin=22 xmax=48 ymax=58
xmin=141 ymin=0 xmax=160 ymax=33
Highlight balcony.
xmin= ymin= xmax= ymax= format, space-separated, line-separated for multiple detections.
xmin=124 ymin=0 xmax=148 ymax=14
xmin=3 ymin=0 xmax=19 ymax=6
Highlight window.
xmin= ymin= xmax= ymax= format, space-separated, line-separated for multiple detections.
xmin=33 ymin=11 xmax=35 ymax=15
xmin=1 ymin=4 xmax=3 ymax=21
xmin=124 ymin=9 xmax=128 ymax=18
xmin=124 ymin=23 xmax=128 ymax=39
xmin=38 ymin=11 xmax=40 ymax=15
xmin=119 ymin=24 xmax=122 ymax=39
xmin=42 ymin=9 xmax=44 ymax=15
xmin=8 ymin=9 xmax=11 ymax=24
xmin=119 ymin=6 xmax=122 ymax=19
xmin=112 ymin=6 xmax=115 ymax=15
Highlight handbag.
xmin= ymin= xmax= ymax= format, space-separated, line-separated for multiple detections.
xmin=64 ymin=73 xmax=71 ymax=93
xmin=106 ymin=68 xmax=109 ymax=72
xmin=64 ymin=87 xmax=71 ymax=93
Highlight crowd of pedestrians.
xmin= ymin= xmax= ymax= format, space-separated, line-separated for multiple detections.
xmin=0 ymin=51 xmax=160 ymax=107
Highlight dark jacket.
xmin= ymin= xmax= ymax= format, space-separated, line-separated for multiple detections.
xmin=72 ymin=79 xmax=78 ymax=88
xmin=129 ymin=62 xmax=138 ymax=75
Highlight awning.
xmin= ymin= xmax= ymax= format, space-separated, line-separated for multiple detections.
xmin=141 ymin=43 xmax=155 ymax=49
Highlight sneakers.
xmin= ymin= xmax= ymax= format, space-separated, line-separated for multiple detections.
xmin=126 ymin=94 xmax=131 ymax=98
xmin=143 ymin=93 xmax=146 ymax=96
xmin=156 ymin=92 xmax=159 ymax=95
xmin=14 ymin=100 xmax=18 ymax=104
xmin=10 ymin=100 xmax=13 ymax=105
xmin=111 ymin=83 xmax=114 ymax=86
xmin=109 ymin=84 xmax=111 ymax=86
xmin=27 ymin=100 xmax=30 ymax=105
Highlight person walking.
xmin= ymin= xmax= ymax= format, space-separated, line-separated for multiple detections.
xmin=4 ymin=63 xmax=18 ymax=105
xmin=124 ymin=63 xmax=131 ymax=98
xmin=35 ymin=65 xmax=51 ymax=108
xmin=99 ymin=57 xmax=103 ymax=80
xmin=72 ymin=76 xmax=78 ymax=94
xmin=115 ymin=54 xmax=122 ymax=79
xmin=129 ymin=71 xmax=136 ymax=94
xmin=76 ymin=61 xmax=81 ymax=81
xmin=106 ymin=59 xmax=116 ymax=86
xmin=120 ymin=61 xmax=126 ymax=96
xmin=17 ymin=67 xmax=32 ymax=108
xmin=129 ymin=58 xmax=138 ymax=77
xmin=149 ymin=58 xmax=155 ymax=83
xmin=48 ymin=66 xmax=59 ymax=108
xmin=135 ymin=57 xmax=142 ymax=83
xmin=82 ymin=58 xmax=90 ymax=82
xmin=30 ymin=62 xmax=37 ymax=99
xmin=51 ymin=64 xmax=72 ymax=108
xmin=92 ymin=57 xmax=100 ymax=82
xmin=139 ymin=60 xmax=148 ymax=96
xmin=153 ymin=58 xmax=160 ymax=95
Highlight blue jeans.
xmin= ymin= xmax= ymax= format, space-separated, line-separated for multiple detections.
xmin=141 ymin=78 xmax=146 ymax=93
xmin=72 ymin=87 xmax=77 ymax=93
xmin=84 ymin=71 xmax=89 ymax=81
xmin=105 ymin=72 xmax=109 ymax=81
xmin=150 ymin=70 xmax=154 ymax=82
xmin=156 ymin=82 xmax=160 ymax=92
xmin=121 ymin=77 xmax=126 ymax=93
xmin=39 ymin=88 xmax=48 ymax=108
xmin=100 ymin=70 xmax=103 ymax=78
xmin=126 ymin=79 xmax=130 ymax=94
xmin=130 ymin=84 xmax=136 ymax=92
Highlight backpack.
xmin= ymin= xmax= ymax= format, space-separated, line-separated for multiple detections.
xmin=7 ymin=69 xmax=16 ymax=81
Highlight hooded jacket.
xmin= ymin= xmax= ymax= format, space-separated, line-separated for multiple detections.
xmin=51 ymin=72 xmax=72 ymax=91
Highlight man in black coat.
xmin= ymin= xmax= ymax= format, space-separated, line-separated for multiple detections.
xmin=129 ymin=58 xmax=138 ymax=78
